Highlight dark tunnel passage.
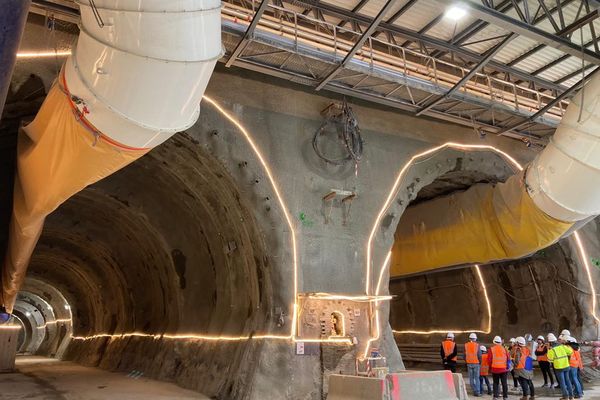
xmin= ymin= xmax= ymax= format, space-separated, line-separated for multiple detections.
xmin=11 ymin=133 xmax=274 ymax=397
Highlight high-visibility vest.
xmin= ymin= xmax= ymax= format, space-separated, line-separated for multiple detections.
xmin=548 ymin=344 xmax=573 ymax=369
xmin=442 ymin=340 xmax=457 ymax=361
xmin=480 ymin=355 xmax=490 ymax=376
xmin=570 ymin=350 xmax=583 ymax=369
xmin=491 ymin=345 xmax=508 ymax=370
xmin=537 ymin=343 xmax=548 ymax=362
xmin=465 ymin=341 xmax=479 ymax=364
xmin=516 ymin=346 xmax=530 ymax=369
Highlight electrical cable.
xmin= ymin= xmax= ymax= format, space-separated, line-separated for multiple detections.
xmin=313 ymin=99 xmax=363 ymax=166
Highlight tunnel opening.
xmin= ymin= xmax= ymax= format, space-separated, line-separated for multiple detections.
xmin=5 ymin=132 xmax=274 ymax=398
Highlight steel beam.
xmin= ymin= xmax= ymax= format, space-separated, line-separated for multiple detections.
xmin=287 ymin=0 xmax=566 ymax=92
xmin=499 ymin=67 xmax=600 ymax=134
xmin=433 ymin=0 xmax=600 ymax=64
xmin=225 ymin=0 xmax=270 ymax=67
xmin=315 ymin=0 xmax=396 ymax=90
xmin=416 ymin=33 xmax=517 ymax=115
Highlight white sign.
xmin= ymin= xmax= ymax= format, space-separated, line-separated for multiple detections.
xmin=296 ymin=342 xmax=305 ymax=355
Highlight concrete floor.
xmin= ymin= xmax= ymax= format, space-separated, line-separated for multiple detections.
xmin=0 ymin=356 xmax=209 ymax=400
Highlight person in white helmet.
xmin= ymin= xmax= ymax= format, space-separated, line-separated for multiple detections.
xmin=548 ymin=333 xmax=574 ymax=399
xmin=514 ymin=336 xmax=535 ymax=400
xmin=441 ymin=332 xmax=458 ymax=373
xmin=480 ymin=345 xmax=493 ymax=396
xmin=464 ymin=332 xmax=483 ymax=396
xmin=535 ymin=335 xmax=554 ymax=387
xmin=508 ymin=338 xmax=520 ymax=390
xmin=548 ymin=333 xmax=562 ymax=390
xmin=566 ymin=336 xmax=583 ymax=398
xmin=488 ymin=336 xmax=510 ymax=400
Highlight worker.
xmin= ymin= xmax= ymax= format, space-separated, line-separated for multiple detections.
xmin=480 ymin=345 xmax=492 ymax=396
xmin=535 ymin=335 xmax=554 ymax=388
xmin=441 ymin=332 xmax=458 ymax=373
xmin=548 ymin=333 xmax=574 ymax=399
xmin=465 ymin=332 xmax=482 ymax=396
xmin=566 ymin=336 xmax=584 ymax=399
xmin=508 ymin=337 xmax=519 ymax=389
xmin=514 ymin=336 xmax=535 ymax=400
xmin=548 ymin=333 xmax=562 ymax=389
xmin=488 ymin=336 xmax=510 ymax=400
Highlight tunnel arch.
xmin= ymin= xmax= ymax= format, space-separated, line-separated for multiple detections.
xmin=22 ymin=132 xmax=274 ymax=397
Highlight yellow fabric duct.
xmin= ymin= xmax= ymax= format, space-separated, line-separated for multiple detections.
xmin=2 ymin=82 xmax=147 ymax=312
xmin=391 ymin=172 xmax=573 ymax=277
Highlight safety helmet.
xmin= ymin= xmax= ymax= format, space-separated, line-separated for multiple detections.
xmin=525 ymin=334 xmax=533 ymax=342
xmin=493 ymin=336 xmax=502 ymax=344
xmin=568 ymin=336 xmax=577 ymax=343
xmin=561 ymin=329 xmax=571 ymax=337
xmin=547 ymin=333 xmax=558 ymax=342
xmin=469 ymin=333 xmax=477 ymax=340
xmin=446 ymin=332 xmax=455 ymax=339
xmin=480 ymin=345 xmax=487 ymax=353
xmin=510 ymin=338 xmax=516 ymax=343
xmin=516 ymin=336 xmax=526 ymax=346
xmin=537 ymin=335 xmax=545 ymax=341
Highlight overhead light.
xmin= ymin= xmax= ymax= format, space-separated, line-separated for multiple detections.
xmin=16 ymin=50 xmax=72 ymax=59
xmin=64 ymin=305 xmax=71 ymax=310
xmin=445 ymin=6 xmax=467 ymax=20
xmin=25 ymin=312 xmax=31 ymax=317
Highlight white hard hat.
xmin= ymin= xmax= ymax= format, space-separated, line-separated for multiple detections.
xmin=517 ymin=336 xmax=526 ymax=346
xmin=525 ymin=334 xmax=533 ymax=341
xmin=510 ymin=338 xmax=516 ymax=343
xmin=469 ymin=333 xmax=477 ymax=340
xmin=493 ymin=336 xmax=502 ymax=344
xmin=547 ymin=333 xmax=557 ymax=342
xmin=480 ymin=345 xmax=487 ymax=352
xmin=559 ymin=334 xmax=567 ymax=342
xmin=537 ymin=335 xmax=545 ymax=341
xmin=568 ymin=336 xmax=577 ymax=343
xmin=561 ymin=329 xmax=571 ymax=336
xmin=447 ymin=332 xmax=455 ymax=339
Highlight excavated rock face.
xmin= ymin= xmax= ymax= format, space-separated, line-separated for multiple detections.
xmin=26 ymin=133 xmax=272 ymax=397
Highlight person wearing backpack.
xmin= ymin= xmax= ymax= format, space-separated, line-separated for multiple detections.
xmin=514 ymin=336 xmax=535 ymax=400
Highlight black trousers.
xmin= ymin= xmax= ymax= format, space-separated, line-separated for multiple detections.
xmin=443 ymin=361 xmax=456 ymax=373
xmin=539 ymin=361 xmax=554 ymax=385
xmin=518 ymin=376 xmax=535 ymax=397
xmin=511 ymin=369 xmax=519 ymax=387
xmin=493 ymin=372 xmax=508 ymax=398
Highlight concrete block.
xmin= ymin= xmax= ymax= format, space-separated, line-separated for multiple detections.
xmin=452 ymin=373 xmax=469 ymax=400
xmin=327 ymin=371 xmax=459 ymax=400
xmin=0 ymin=329 xmax=20 ymax=372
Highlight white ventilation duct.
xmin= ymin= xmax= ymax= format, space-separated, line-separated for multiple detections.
xmin=70 ymin=0 xmax=223 ymax=148
xmin=2 ymin=0 xmax=222 ymax=312
xmin=392 ymin=73 xmax=600 ymax=277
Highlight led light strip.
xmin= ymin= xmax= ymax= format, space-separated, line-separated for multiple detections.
xmin=572 ymin=231 xmax=600 ymax=325
xmin=36 ymin=318 xmax=73 ymax=330
xmin=16 ymin=50 xmax=72 ymax=59
xmin=0 ymin=325 xmax=21 ymax=330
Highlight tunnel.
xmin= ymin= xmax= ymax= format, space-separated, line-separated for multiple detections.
xmin=2 ymin=2 xmax=600 ymax=400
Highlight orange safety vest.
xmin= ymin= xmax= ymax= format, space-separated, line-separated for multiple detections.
xmin=570 ymin=350 xmax=583 ymax=369
xmin=481 ymin=355 xmax=490 ymax=376
xmin=537 ymin=343 xmax=548 ymax=362
xmin=465 ymin=341 xmax=479 ymax=364
xmin=516 ymin=346 xmax=530 ymax=369
xmin=491 ymin=345 xmax=508 ymax=370
xmin=442 ymin=340 xmax=457 ymax=361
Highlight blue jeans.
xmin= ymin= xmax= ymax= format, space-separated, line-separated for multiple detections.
xmin=556 ymin=368 xmax=573 ymax=398
xmin=468 ymin=364 xmax=481 ymax=395
xmin=569 ymin=367 xmax=583 ymax=396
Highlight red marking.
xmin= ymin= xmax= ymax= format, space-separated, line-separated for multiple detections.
xmin=444 ymin=370 xmax=456 ymax=391
xmin=60 ymin=67 xmax=151 ymax=152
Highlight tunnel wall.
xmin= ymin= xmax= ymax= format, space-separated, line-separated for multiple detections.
xmin=9 ymin=16 xmax=545 ymax=399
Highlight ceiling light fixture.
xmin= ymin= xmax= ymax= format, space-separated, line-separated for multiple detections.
xmin=445 ymin=6 xmax=467 ymax=20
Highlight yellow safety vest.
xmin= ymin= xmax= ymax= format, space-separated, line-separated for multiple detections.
xmin=548 ymin=344 xmax=573 ymax=369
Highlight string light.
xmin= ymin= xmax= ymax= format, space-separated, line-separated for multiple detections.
xmin=16 ymin=50 xmax=72 ymax=59
xmin=36 ymin=318 xmax=72 ymax=330
xmin=0 ymin=325 xmax=21 ymax=330
xmin=572 ymin=231 xmax=600 ymax=324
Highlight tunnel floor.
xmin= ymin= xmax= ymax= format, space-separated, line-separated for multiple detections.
xmin=0 ymin=356 xmax=209 ymax=400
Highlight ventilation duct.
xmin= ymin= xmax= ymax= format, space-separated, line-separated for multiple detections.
xmin=2 ymin=0 xmax=222 ymax=312
xmin=392 ymin=73 xmax=600 ymax=277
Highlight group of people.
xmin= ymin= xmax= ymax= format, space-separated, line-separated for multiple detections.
xmin=440 ymin=330 xmax=584 ymax=400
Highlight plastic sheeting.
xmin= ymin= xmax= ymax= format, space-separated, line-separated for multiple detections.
xmin=2 ymin=80 xmax=147 ymax=312
xmin=391 ymin=172 xmax=574 ymax=277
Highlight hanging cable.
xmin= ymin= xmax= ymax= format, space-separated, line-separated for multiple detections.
xmin=312 ymin=99 xmax=363 ymax=166
xmin=88 ymin=0 xmax=105 ymax=28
